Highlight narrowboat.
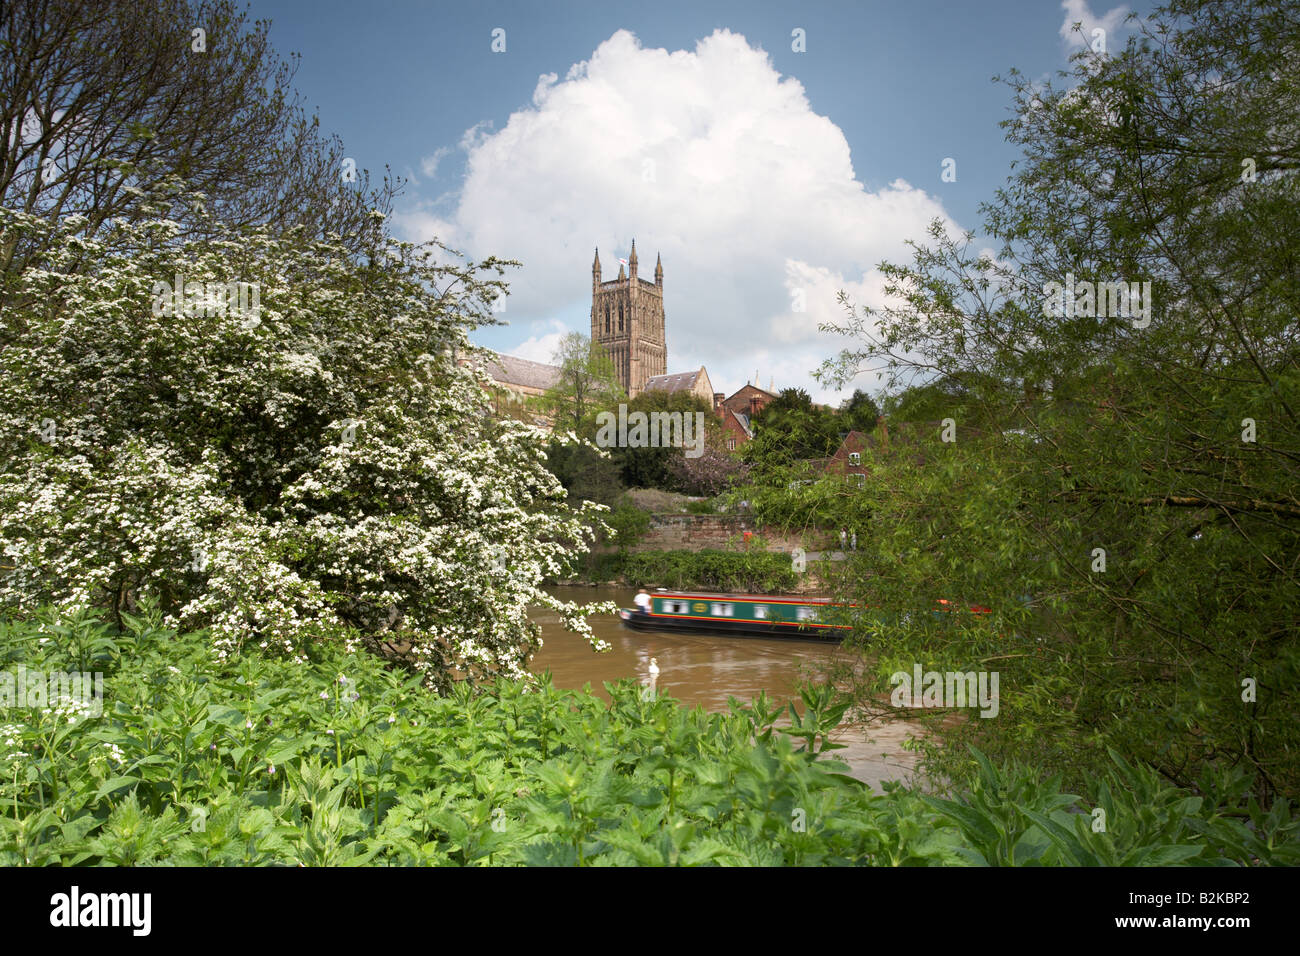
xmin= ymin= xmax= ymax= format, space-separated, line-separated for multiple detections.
xmin=617 ymin=590 xmax=852 ymax=640
xmin=617 ymin=590 xmax=993 ymax=640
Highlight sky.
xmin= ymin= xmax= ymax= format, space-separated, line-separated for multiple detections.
xmin=249 ymin=0 xmax=1149 ymax=404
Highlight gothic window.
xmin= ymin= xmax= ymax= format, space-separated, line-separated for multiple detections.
xmin=618 ymin=303 xmax=623 ymax=331
xmin=605 ymin=305 xmax=610 ymax=334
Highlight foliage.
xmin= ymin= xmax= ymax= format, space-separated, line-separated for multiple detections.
xmin=605 ymin=390 xmax=720 ymax=492
xmin=0 ymin=206 xmax=612 ymax=691
xmin=742 ymin=387 xmax=844 ymax=480
xmin=0 ymin=0 xmax=395 ymax=285
xmin=601 ymin=503 xmax=651 ymax=553
xmin=611 ymin=548 xmax=799 ymax=593
xmin=840 ymin=388 xmax=882 ymax=432
xmin=0 ymin=608 xmax=1293 ymax=866
xmin=816 ymin=0 xmax=1300 ymax=799
xmin=545 ymin=442 xmax=625 ymax=508
xmin=541 ymin=332 xmax=624 ymax=434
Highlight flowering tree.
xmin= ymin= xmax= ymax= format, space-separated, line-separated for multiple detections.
xmin=0 ymin=206 xmax=612 ymax=690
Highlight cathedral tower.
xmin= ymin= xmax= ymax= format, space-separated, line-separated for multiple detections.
xmin=590 ymin=239 xmax=667 ymax=396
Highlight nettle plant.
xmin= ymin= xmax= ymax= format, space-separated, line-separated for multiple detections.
xmin=0 ymin=205 xmax=612 ymax=689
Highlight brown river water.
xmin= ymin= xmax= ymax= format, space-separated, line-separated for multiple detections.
xmin=529 ymin=585 xmax=927 ymax=791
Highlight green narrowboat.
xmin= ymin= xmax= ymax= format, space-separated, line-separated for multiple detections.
xmin=617 ymin=590 xmax=852 ymax=640
xmin=617 ymin=590 xmax=993 ymax=640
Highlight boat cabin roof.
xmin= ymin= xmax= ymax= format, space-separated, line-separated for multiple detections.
xmin=650 ymin=589 xmax=836 ymax=605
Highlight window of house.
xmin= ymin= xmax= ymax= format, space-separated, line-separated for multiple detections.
xmin=848 ymin=452 xmax=861 ymax=465
xmin=710 ymin=603 xmax=734 ymax=617
xmin=727 ymin=438 xmax=736 ymax=451
xmin=851 ymin=472 xmax=866 ymax=487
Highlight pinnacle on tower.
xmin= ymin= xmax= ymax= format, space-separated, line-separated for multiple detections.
xmin=654 ymin=251 xmax=663 ymax=287
xmin=592 ymin=247 xmax=601 ymax=287
xmin=628 ymin=239 xmax=638 ymax=279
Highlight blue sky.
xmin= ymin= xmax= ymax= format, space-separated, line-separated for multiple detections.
xmin=250 ymin=0 xmax=1149 ymax=402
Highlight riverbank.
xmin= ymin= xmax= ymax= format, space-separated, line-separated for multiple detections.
xmin=555 ymin=547 xmax=832 ymax=594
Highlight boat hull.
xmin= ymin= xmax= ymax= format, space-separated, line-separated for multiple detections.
xmin=617 ymin=607 xmax=844 ymax=641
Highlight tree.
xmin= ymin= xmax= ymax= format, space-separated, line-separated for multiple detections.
xmin=0 ymin=205 xmax=611 ymax=692
xmin=0 ymin=0 xmax=396 ymax=291
xmin=545 ymin=442 xmax=624 ymax=507
xmin=742 ymin=387 xmax=842 ymax=479
xmin=840 ymin=388 xmax=881 ymax=432
xmin=604 ymin=389 xmax=720 ymax=491
xmin=541 ymin=332 xmax=624 ymax=433
xmin=818 ymin=0 xmax=1300 ymax=799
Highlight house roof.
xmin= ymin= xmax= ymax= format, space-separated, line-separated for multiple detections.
xmin=724 ymin=383 xmax=777 ymax=403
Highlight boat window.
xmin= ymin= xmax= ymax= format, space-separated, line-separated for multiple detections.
xmin=753 ymin=605 xmax=768 ymax=619
xmin=710 ymin=603 xmax=734 ymax=616
xmin=661 ymin=601 xmax=690 ymax=614
xmin=796 ymin=606 xmax=819 ymax=621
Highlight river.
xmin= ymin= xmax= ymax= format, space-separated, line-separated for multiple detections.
xmin=530 ymin=585 xmax=926 ymax=791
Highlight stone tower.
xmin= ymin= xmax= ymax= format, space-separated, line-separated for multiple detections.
xmin=590 ymin=240 xmax=667 ymax=396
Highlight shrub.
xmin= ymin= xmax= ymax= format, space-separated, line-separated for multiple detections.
xmin=1 ymin=607 xmax=1292 ymax=866
xmin=0 ymin=207 xmax=611 ymax=689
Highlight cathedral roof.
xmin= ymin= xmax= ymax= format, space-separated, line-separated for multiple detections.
xmin=482 ymin=352 xmax=562 ymax=391
xmin=644 ymin=368 xmax=706 ymax=394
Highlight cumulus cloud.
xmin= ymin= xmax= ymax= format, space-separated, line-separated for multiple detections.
xmin=394 ymin=28 xmax=961 ymax=402
xmin=509 ymin=319 xmax=569 ymax=365
xmin=1059 ymin=0 xmax=1130 ymax=49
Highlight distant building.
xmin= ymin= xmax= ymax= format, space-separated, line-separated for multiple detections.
xmin=481 ymin=352 xmax=561 ymax=398
xmin=591 ymin=241 xmax=666 ymax=396
xmin=718 ymin=383 xmax=777 ymax=419
xmin=460 ymin=351 xmax=561 ymax=425
xmin=643 ymin=366 xmax=714 ymax=406
xmin=708 ymin=384 xmax=778 ymax=449
xmin=718 ymin=406 xmax=754 ymax=452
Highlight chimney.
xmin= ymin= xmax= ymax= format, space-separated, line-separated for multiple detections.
xmin=749 ymin=396 xmax=760 ymax=416
xmin=713 ymin=392 xmax=725 ymax=412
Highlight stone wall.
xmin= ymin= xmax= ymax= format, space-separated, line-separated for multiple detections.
xmin=633 ymin=513 xmax=832 ymax=554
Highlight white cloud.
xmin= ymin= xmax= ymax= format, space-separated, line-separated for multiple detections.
xmin=508 ymin=319 xmax=569 ymax=365
xmin=395 ymin=28 xmax=962 ymax=402
xmin=419 ymin=146 xmax=451 ymax=179
xmin=1059 ymin=0 xmax=1129 ymax=49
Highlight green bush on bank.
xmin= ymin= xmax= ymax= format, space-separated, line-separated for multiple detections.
xmin=568 ymin=548 xmax=798 ymax=593
xmin=0 ymin=608 xmax=1295 ymax=866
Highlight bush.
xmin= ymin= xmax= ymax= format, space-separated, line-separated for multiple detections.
xmin=0 ymin=207 xmax=610 ymax=689
xmin=1 ymin=607 xmax=1292 ymax=866
xmin=619 ymin=549 xmax=798 ymax=593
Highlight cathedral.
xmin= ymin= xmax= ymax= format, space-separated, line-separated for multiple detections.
xmin=590 ymin=240 xmax=666 ymax=396
xmin=480 ymin=241 xmax=777 ymax=447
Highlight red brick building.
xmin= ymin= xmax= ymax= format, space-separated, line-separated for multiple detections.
xmin=711 ymin=383 xmax=778 ymax=450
